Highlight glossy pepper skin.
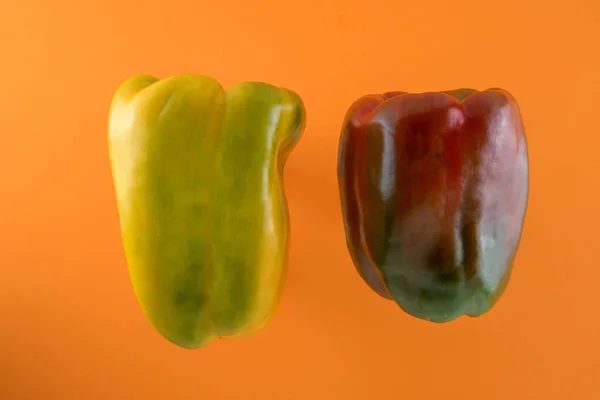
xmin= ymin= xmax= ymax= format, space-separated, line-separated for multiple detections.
xmin=338 ymin=88 xmax=529 ymax=323
xmin=108 ymin=74 xmax=306 ymax=348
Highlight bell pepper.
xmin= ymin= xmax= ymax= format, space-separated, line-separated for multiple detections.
xmin=337 ymin=88 xmax=529 ymax=322
xmin=108 ymin=74 xmax=306 ymax=348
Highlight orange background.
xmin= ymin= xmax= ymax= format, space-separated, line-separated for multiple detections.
xmin=1 ymin=0 xmax=599 ymax=399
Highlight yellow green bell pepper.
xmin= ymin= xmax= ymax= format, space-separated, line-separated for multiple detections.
xmin=108 ymin=74 xmax=306 ymax=349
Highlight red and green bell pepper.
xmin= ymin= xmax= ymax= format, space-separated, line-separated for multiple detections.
xmin=338 ymin=88 xmax=529 ymax=322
